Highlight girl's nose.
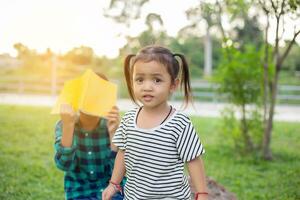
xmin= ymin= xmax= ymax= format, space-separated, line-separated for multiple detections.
xmin=142 ymin=80 xmax=153 ymax=91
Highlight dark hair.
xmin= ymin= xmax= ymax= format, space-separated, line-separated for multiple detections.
xmin=124 ymin=45 xmax=192 ymax=107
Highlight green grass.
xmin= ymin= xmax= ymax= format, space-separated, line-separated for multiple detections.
xmin=0 ymin=105 xmax=63 ymax=200
xmin=190 ymin=116 xmax=300 ymax=200
xmin=0 ymin=105 xmax=299 ymax=200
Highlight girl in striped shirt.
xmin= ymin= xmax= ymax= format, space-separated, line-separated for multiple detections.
xmin=103 ymin=45 xmax=208 ymax=200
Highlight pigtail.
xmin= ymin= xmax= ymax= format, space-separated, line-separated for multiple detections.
xmin=124 ymin=54 xmax=137 ymax=104
xmin=173 ymin=53 xmax=193 ymax=106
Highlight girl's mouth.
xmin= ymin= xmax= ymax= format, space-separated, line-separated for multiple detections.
xmin=142 ymin=95 xmax=154 ymax=101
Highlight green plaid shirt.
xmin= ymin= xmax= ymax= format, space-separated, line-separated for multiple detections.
xmin=54 ymin=119 xmax=116 ymax=200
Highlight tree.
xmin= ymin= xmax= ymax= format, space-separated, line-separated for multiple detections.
xmin=214 ymin=45 xmax=264 ymax=152
xmin=168 ymin=36 xmax=205 ymax=77
xmin=118 ymin=13 xmax=167 ymax=57
xmin=234 ymin=15 xmax=264 ymax=49
xmin=257 ymin=0 xmax=300 ymax=159
xmin=282 ymin=43 xmax=300 ymax=72
xmin=137 ymin=13 xmax=166 ymax=47
xmin=13 ymin=43 xmax=44 ymax=74
xmin=64 ymin=46 xmax=94 ymax=65
xmin=104 ymin=0 xmax=168 ymax=54
xmin=204 ymin=0 xmax=299 ymax=159
xmin=186 ymin=2 xmax=216 ymax=77
xmin=104 ymin=0 xmax=150 ymax=26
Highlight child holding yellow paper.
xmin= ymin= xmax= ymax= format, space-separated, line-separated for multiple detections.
xmin=54 ymin=74 xmax=124 ymax=200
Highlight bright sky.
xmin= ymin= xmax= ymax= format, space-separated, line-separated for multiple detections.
xmin=0 ymin=0 xmax=198 ymax=58
xmin=1 ymin=0 xmax=298 ymax=58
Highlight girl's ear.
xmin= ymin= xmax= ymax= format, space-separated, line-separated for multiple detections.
xmin=170 ymin=78 xmax=180 ymax=93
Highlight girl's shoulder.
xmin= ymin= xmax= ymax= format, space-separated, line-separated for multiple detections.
xmin=124 ymin=107 xmax=139 ymax=116
xmin=169 ymin=110 xmax=195 ymax=128
xmin=173 ymin=110 xmax=191 ymax=122
xmin=122 ymin=107 xmax=139 ymax=122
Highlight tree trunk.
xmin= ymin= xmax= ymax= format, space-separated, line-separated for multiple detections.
xmin=263 ymin=71 xmax=279 ymax=160
xmin=204 ymin=28 xmax=212 ymax=77
xmin=241 ymin=104 xmax=254 ymax=152
xmin=262 ymin=13 xmax=270 ymax=128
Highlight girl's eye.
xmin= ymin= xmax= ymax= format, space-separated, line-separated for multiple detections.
xmin=154 ymin=78 xmax=162 ymax=83
xmin=135 ymin=78 xmax=143 ymax=83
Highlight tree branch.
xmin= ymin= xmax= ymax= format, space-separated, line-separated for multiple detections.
xmin=270 ymin=0 xmax=278 ymax=15
xmin=258 ymin=0 xmax=270 ymax=14
xmin=216 ymin=0 xmax=227 ymax=41
xmin=277 ymin=29 xmax=300 ymax=69
xmin=273 ymin=15 xmax=280 ymax=63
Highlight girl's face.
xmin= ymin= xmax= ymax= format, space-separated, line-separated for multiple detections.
xmin=132 ymin=60 xmax=178 ymax=109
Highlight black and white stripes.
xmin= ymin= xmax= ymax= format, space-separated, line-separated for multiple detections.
xmin=113 ymin=108 xmax=205 ymax=200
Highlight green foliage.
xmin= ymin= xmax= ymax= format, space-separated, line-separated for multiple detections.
xmin=169 ymin=37 xmax=204 ymax=77
xmin=214 ymin=45 xmax=263 ymax=105
xmin=288 ymin=0 xmax=299 ymax=10
xmin=214 ymin=45 xmax=264 ymax=153
xmin=220 ymin=106 xmax=264 ymax=153
xmin=282 ymin=43 xmax=300 ymax=72
xmin=219 ymin=107 xmax=242 ymax=149
xmin=1 ymin=105 xmax=299 ymax=200
xmin=225 ymin=0 xmax=250 ymax=16
xmin=246 ymin=108 xmax=264 ymax=148
xmin=234 ymin=16 xmax=264 ymax=49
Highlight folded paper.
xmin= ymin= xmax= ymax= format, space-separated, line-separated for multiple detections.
xmin=51 ymin=69 xmax=117 ymax=117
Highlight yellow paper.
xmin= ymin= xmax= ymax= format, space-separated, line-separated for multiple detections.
xmin=51 ymin=69 xmax=117 ymax=117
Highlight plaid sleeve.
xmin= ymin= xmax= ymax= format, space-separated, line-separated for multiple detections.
xmin=54 ymin=120 xmax=78 ymax=171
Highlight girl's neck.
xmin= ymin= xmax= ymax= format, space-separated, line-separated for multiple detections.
xmin=137 ymin=103 xmax=173 ymax=129
xmin=142 ymin=102 xmax=169 ymax=115
xmin=79 ymin=112 xmax=100 ymax=131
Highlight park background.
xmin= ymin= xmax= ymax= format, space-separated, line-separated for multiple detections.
xmin=0 ymin=0 xmax=299 ymax=199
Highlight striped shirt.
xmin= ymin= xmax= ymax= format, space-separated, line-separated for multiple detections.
xmin=54 ymin=119 xmax=118 ymax=200
xmin=113 ymin=107 xmax=205 ymax=200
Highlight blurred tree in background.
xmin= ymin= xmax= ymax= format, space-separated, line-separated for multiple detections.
xmin=14 ymin=43 xmax=44 ymax=74
xmin=64 ymin=46 xmax=94 ymax=66
xmin=214 ymin=45 xmax=264 ymax=153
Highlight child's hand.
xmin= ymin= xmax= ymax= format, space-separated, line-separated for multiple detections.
xmin=102 ymin=184 xmax=117 ymax=200
xmin=106 ymin=106 xmax=120 ymax=136
xmin=60 ymin=104 xmax=77 ymax=126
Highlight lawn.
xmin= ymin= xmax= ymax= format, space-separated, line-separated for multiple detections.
xmin=0 ymin=105 xmax=299 ymax=200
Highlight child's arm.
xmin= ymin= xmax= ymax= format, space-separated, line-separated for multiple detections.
xmin=102 ymin=150 xmax=126 ymax=200
xmin=54 ymin=104 xmax=78 ymax=171
xmin=60 ymin=104 xmax=77 ymax=147
xmin=106 ymin=106 xmax=120 ymax=152
xmin=187 ymin=157 xmax=208 ymax=200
